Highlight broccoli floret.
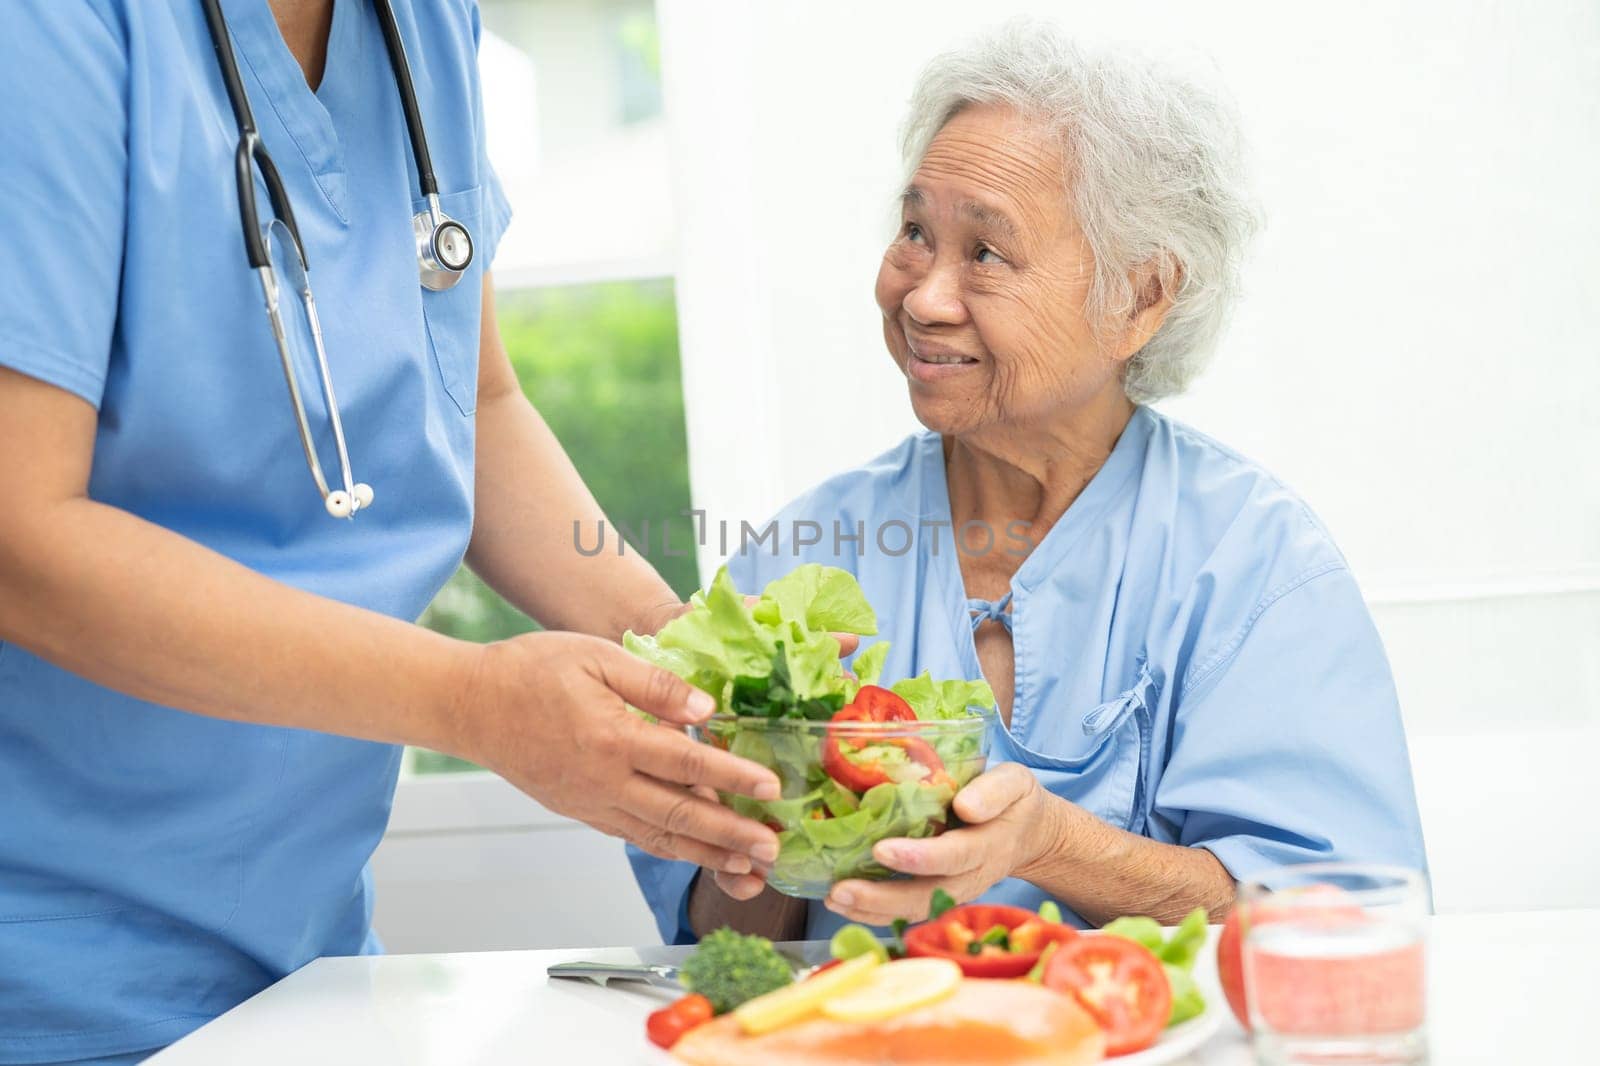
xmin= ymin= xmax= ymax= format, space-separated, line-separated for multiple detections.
xmin=679 ymin=927 xmax=794 ymax=1014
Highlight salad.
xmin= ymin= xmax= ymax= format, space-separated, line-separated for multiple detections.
xmin=647 ymin=903 xmax=1213 ymax=1059
xmin=625 ymin=565 xmax=994 ymax=897
xmin=831 ymin=898 xmax=1209 ymax=1057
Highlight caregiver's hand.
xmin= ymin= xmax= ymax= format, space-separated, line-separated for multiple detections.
xmin=454 ymin=630 xmax=782 ymax=875
xmin=823 ymin=763 xmax=1050 ymax=925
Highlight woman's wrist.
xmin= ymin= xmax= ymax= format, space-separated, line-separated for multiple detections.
xmin=1011 ymin=793 xmax=1234 ymax=925
xmin=1013 ymin=788 xmax=1092 ymax=884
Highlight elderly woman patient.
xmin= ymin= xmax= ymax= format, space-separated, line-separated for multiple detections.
xmin=632 ymin=24 xmax=1427 ymax=942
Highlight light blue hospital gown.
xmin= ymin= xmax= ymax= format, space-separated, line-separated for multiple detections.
xmin=630 ymin=407 xmax=1428 ymax=943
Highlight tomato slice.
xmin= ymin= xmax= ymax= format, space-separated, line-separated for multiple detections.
xmin=645 ymin=993 xmax=714 ymax=1049
xmin=903 ymin=903 xmax=1078 ymax=979
xmin=850 ymin=685 xmax=918 ymax=723
xmin=821 ymin=686 xmax=954 ymax=793
xmin=1042 ymin=936 xmax=1171 ymax=1055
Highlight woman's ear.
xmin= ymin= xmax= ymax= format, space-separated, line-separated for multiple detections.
xmin=1115 ymin=255 xmax=1180 ymax=361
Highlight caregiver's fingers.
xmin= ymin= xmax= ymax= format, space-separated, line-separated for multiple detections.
xmin=951 ymin=762 xmax=1036 ymax=824
xmin=628 ymin=717 xmax=780 ymax=800
xmin=595 ymin=642 xmax=716 ymax=727
xmin=621 ymin=775 xmax=781 ymax=864
xmin=712 ymin=869 xmax=768 ymax=901
xmin=615 ymin=810 xmax=755 ymax=876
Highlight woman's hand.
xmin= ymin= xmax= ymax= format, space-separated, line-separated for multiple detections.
xmin=823 ymin=763 xmax=1054 ymax=925
xmin=452 ymin=630 xmax=784 ymax=876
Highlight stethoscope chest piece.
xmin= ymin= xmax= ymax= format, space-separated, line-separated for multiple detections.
xmin=414 ymin=194 xmax=474 ymax=292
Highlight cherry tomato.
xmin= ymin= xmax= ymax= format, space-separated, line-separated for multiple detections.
xmin=1042 ymin=936 xmax=1171 ymax=1056
xmin=645 ymin=992 xmax=713 ymax=1049
xmin=904 ymin=903 xmax=1078 ymax=979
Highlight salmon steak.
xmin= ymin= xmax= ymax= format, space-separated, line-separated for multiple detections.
xmin=671 ymin=979 xmax=1106 ymax=1066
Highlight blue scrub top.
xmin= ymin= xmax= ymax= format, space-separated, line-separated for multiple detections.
xmin=0 ymin=2 xmax=510 ymax=1060
xmin=630 ymin=408 xmax=1429 ymax=944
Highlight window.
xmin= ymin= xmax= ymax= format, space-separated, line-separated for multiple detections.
xmin=406 ymin=0 xmax=691 ymax=776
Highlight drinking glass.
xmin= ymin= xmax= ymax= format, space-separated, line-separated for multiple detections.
xmin=1240 ymin=863 xmax=1429 ymax=1065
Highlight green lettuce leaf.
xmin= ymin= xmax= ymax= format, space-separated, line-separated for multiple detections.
xmin=770 ymin=778 xmax=956 ymax=886
xmin=1164 ymin=964 xmax=1206 ymax=1026
xmin=754 ymin=563 xmax=878 ymax=636
xmin=650 ymin=568 xmax=776 ymax=687
xmin=891 ymin=672 xmax=997 ymax=720
xmin=1101 ymin=915 xmax=1164 ymax=953
xmin=851 ymin=642 xmax=890 ymax=688
xmin=627 ymin=565 xmax=870 ymax=718
xmin=1159 ymin=907 xmax=1209 ymax=971
xmin=779 ymin=626 xmax=848 ymax=705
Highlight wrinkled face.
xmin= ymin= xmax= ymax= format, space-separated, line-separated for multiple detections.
xmin=875 ymin=104 xmax=1129 ymax=438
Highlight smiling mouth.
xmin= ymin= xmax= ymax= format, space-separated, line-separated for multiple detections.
xmin=906 ymin=340 xmax=980 ymax=366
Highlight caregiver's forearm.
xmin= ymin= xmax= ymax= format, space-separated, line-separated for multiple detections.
xmin=0 ymin=366 xmax=473 ymax=754
xmin=687 ymin=871 xmax=809 ymax=941
xmin=465 ymin=276 xmax=682 ymax=642
xmin=1020 ymin=795 xmax=1236 ymax=926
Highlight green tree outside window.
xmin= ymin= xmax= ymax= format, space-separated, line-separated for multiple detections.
xmin=411 ymin=278 xmax=697 ymax=773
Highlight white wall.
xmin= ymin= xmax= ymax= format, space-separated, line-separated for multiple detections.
xmin=660 ymin=0 xmax=1600 ymax=592
xmin=372 ymin=776 xmax=659 ymax=953
xmin=658 ymin=0 xmax=1600 ymax=911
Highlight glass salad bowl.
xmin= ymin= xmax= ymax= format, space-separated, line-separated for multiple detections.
xmin=692 ymin=711 xmax=993 ymax=899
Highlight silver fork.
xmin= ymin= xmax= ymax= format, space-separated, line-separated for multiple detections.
xmin=545 ymin=960 xmax=684 ymax=989
xmin=546 ymin=950 xmax=814 ymax=990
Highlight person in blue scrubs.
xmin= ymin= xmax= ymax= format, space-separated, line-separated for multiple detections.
xmin=631 ymin=25 xmax=1428 ymax=944
xmin=0 ymin=4 xmax=786 ymax=1062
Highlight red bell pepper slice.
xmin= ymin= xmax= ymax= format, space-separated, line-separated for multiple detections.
xmin=821 ymin=685 xmax=954 ymax=793
xmin=904 ymin=903 xmax=1079 ymax=979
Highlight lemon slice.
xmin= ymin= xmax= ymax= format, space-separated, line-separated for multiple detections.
xmin=819 ymin=957 xmax=964 ymax=1022
xmin=828 ymin=924 xmax=890 ymax=963
xmin=734 ymin=953 xmax=881 ymax=1035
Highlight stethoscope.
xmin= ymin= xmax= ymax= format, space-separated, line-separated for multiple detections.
xmin=200 ymin=0 xmax=474 ymax=519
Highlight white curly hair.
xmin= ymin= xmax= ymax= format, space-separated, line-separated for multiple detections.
xmin=900 ymin=21 xmax=1261 ymax=402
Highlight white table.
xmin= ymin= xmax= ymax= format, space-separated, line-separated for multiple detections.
xmin=149 ymin=910 xmax=1591 ymax=1064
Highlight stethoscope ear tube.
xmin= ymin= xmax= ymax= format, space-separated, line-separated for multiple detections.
xmin=373 ymin=0 xmax=438 ymax=198
xmin=234 ymin=134 xmax=305 ymax=270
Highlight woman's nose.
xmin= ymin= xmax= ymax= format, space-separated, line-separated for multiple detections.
xmin=902 ymin=259 xmax=968 ymax=327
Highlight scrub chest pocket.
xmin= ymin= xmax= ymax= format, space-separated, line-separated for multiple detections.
xmin=415 ymin=187 xmax=488 ymax=417
xmin=990 ymin=661 xmax=1162 ymax=833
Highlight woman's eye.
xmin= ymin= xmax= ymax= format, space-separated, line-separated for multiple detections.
xmin=975 ymin=245 xmax=1003 ymax=265
xmin=904 ymin=222 xmax=925 ymax=243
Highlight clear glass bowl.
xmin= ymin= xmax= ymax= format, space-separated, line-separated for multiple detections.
xmin=690 ymin=712 xmax=992 ymax=899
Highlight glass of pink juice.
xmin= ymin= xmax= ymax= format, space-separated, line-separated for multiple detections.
xmin=1240 ymin=864 xmax=1429 ymax=1065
